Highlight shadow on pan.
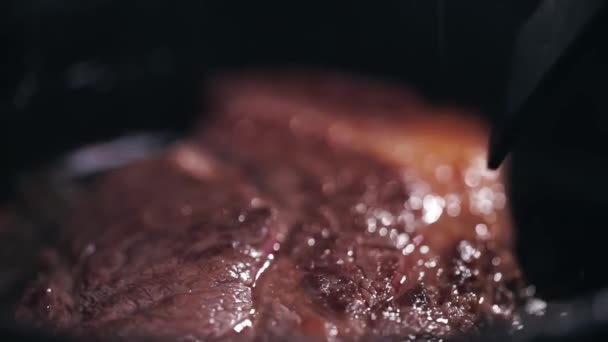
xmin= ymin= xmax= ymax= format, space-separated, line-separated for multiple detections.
xmin=4 ymin=1 xmax=608 ymax=341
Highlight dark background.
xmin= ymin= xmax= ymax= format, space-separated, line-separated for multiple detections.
xmin=0 ymin=0 xmax=540 ymax=176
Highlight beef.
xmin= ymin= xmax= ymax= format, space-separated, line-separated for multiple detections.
xmin=14 ymin=70 xmax=524 ymax=341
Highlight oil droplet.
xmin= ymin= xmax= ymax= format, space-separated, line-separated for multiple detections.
xmin=445 ymin=193 xmax=461 ymax=218
xmin=408 ymin=196 xmax=422 ymax=210
xmin=248 ymin=248 xmax=263 ymax=259
xmin=491 ymin=257 xmax=501 ymax=266
xmin=307 ymin=238 xmax=316 ymax=247
xmin=424 ymin=259 xmax=437 ymax=268
xmin=525 ymin=298 xmax=547 ymax=316
xmin=400 ymin=211 xmax=415 ymax=224
xmin=395 ymin=233 xmax=409 ymax=249
xmin=422 ymin=194 xmax=444 ymax=224
xmin=233 ymin=319 xmax=252 ymax=333
xmin=367 ymin=217 xmax=377 ymax=233
xmin=250 ymin=197 xmax=264 ymax=208
xmin=523 ymin=285 xmax=536 ymax=297
xmin=253 ymin=254 xmax=274 ymax=287
xmin=458 ymin=241 xmax=480 ymax=262
xmin=174 ymin=146 xmax=215 ymax=179
xmin=475 ymin=223 xmax=488 ymax=238
xmin=355 ymin=203 xmax=367 ymax=213
xmin=328 ymin=325 xmax=338 ymax=337
xmin=403 ymin=244 xmax=415 ymax=255
xmin=381 ymin=215 xmax=394 ymax=226
xmin=321 ymin=228 xmax=331 ymax=238
xmin=82 ymin=243 xmax=96 ymax=257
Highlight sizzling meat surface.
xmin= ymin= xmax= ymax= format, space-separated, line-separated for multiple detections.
xmin=15 ymin=71 xmax=523 ymax=341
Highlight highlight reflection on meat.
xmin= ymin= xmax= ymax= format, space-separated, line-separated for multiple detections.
xmin=16 ymin=71 xmax=523 ymax=341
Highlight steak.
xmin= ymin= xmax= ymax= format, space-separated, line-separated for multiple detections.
xmin=14 ymin=70 xmax=524 ymax=341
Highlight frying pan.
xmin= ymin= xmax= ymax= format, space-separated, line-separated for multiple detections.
xmin=3 ymin=1 xmax=608 ymax=340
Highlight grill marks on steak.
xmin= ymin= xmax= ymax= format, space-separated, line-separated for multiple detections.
xmin=16 ymin=71 xmax=523 ymax=341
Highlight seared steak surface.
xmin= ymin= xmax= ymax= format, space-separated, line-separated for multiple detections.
xmin=15 ymin=71 xmax=523 ymax=341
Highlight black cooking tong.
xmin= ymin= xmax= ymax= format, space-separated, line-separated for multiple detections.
xmin=488 ymin=0 xmax=608 ymax=169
